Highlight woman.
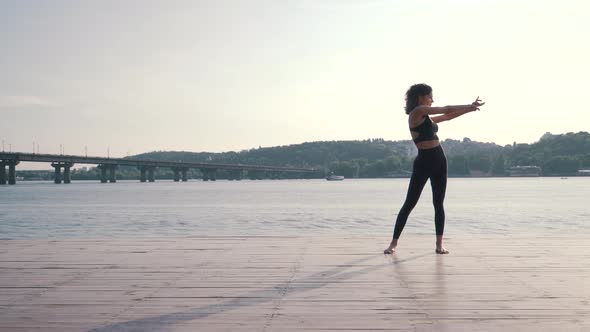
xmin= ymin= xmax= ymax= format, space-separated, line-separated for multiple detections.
xmin=384 ymin=83 xmax=485 ymax=254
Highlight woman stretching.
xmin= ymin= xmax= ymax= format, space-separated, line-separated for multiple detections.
xmin=384 ymin=83 xmax=485 ymax=255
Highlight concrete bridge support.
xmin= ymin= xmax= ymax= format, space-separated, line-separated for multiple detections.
xmin=52 ymin=162 xmax=74 ymax=184
xmin=98 ymin=165 xmax=117 ymax=183
xmin=148 ymin=167 xmax=155 ymax=182
xmin=247 ymin=170 xmax=265 ymax=180
xmin=172 ymin=167 xmax=188 ymax=182
xmin=99 ymin=165 xmax=108 ymax=183
xmin=172 ymin=168 xmax=189 ymax=182
xmin=201 ymin=168 xmax=217 ymax=181
xmin=63 ymin=165 xmax=71 ymax=184
xmin=8 ymin=162 xmax=17 ymax=185
xmin=139 ymin=166 xmax=156 ymax=182
xmin=228 ymin=170 xmax=242 ymax=181
xmin=0 ymin=163 xmax=6 ymax=185
xmin=1 ymin=161 xmax=20 ymax=185
xmin=173 ymin=168 xmax=181 ymax=182
xmin=139 ymin=167 xmax=147 ymax=182
xmin=53 ymin=165 xmax=62 ymax=184
xmin=109 ymin=165 xmax=117 ymax=183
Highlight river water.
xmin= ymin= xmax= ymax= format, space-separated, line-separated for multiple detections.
xmin=1 ymin=178 xmax=589 ymax=239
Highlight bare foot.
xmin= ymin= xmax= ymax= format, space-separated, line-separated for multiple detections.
xmin=383 ymin=240 xmax=397 ymax=254
xmin=435 ymin=248 xmax=449 ymax=254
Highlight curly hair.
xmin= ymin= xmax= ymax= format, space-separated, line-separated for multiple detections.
xmin=404 ymin=83 xmax=432 ymax=114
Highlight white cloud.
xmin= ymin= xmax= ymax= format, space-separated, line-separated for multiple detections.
xmin=0 ymin=95 xmax=58 ymax=109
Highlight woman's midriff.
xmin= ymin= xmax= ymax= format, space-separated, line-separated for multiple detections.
xmin=415 ymin=140 xmax=440 ymax=150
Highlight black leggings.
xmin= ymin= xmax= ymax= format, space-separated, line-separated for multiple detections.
xmin=393 ymin=145 xmax=447 ymax=239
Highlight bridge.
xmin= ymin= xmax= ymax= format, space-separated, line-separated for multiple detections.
xmin=0 ymin=152 xmax=316 ymax=185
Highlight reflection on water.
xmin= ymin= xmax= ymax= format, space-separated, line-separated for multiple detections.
xmin=1 ymin=178 xmax=589 ymax=239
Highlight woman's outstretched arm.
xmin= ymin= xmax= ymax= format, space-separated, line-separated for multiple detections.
xmin=431 ymin=108 xmax=473 ymax=123
xmin=427 ymin=97 xmax=485 ymax=123
xmin=414 ymin=104 xmax=474 ymax=116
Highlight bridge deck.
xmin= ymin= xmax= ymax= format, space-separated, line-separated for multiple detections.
xmin=1 ymin=235 xmax=589 ymax=331
xmin=0 ymin=152 xmax=315 ymax=172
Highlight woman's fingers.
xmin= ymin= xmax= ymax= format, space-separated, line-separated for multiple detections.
xmin=471 ymin=97 xmax=485 ymax=109
xmin=473 ymin=98 xmax=485 ymax=107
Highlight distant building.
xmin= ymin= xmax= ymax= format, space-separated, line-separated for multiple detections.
xmin=508 ymin=166 xmax=541 ymax=177
xmin=578 ymin=170 xmax=590 ymax=176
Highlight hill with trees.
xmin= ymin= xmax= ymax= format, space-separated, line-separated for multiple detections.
xmin=17 ymin=131 xmax=590 ymax=180
xmin=129 ymin=131 xmax=590 ymax=178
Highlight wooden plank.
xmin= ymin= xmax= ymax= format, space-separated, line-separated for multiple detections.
xmin=1 ymin=236 xmax=590 ymax=331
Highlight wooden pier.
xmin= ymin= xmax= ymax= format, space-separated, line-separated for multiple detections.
xmin=1 ymin=235 xmax=589 ymax=331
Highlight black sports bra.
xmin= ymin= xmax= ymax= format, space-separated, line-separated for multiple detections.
xmin=410 ymin=116 xmax=439 ymax=143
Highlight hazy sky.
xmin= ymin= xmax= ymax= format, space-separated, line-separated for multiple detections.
xmin=2 ymin=0 xmax=590 ymax=162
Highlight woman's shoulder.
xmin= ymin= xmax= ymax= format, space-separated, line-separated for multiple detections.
xmin=409 ymin=112 xmax=428 ymax=128
xmin=409 ymin=107 xmax=428 ymax=120
xmin=411 ymin=105 xmax=430 ymax=115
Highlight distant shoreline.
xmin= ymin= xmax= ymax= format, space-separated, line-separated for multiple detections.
xmin=10 ymin=175 xmax=589 ymax=181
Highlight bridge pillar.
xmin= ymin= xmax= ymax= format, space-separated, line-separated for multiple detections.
xmin=98 ymin=165 xmax=116 ymax=183
xmin=139 ymin=166 xmax=155 ymax=183
xmin=52 ymin=162 xmax=74 ymax=184
xmin=228 ymin=170 xmax=242 ymax=181
xmin=139 ymin=167 xmax=147 ymax=182
xmin=51 ymin=163 xmax=62 ymax=184
xmin=97 ymin=165 xmax=108 ymax=183
xmin=247 ymin=170 xmax=264 ymax=180
xmin=201 ymin=169 xmax=217 ymax=181
xmin=100 ymin=165 xmax=108 ymax=183
xmin=63 ymin=163 xmax=73 ymax=184
xmin=0 ymin=163 xmax=6 ymax=185
xmin=173 ymin=168 xmax=181 ymax=182
xmin=109 ymin=165 xmax=117 ymax=183
xmin=148 ymin=167 xmax=155 ymax=182
xmin=181 ymin=169 xmax=188 ymax=182
xmin=7 ymin=161 xmax=19 ymax=185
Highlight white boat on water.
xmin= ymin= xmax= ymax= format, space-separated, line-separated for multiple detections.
xmin=326 ymin=175 xmax=344 ymax=181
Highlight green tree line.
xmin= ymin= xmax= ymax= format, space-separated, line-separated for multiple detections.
xmin=17 ymin=131 xmax=590 ymax=180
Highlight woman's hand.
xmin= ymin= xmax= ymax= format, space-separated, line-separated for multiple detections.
xmin=469 ymin=96 xmax=485 ymax=111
